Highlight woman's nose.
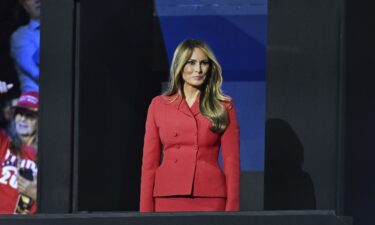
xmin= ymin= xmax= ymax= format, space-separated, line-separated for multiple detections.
xmin=194 ymin=64 xmax=202 ymax=73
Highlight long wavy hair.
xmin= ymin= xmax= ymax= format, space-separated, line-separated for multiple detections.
xmin=164 ymin=39 xmax=230 ymax=133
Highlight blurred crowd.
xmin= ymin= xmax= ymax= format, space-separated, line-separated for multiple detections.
xmin=0 ymin=0 xmax=40 ymax=215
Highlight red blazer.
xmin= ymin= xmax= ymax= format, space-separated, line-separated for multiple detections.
xmin=140 ymin=94 xmax=240 ymax=212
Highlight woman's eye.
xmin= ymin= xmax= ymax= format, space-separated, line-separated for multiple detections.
xmin=201 ymin=61 xmax=209 ymax=65
xmin=187 ymin=61 xmax=195 ymax=65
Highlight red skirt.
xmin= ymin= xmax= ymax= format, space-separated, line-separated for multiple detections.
xmin=154 ymin=197 xmax=226 ymax=212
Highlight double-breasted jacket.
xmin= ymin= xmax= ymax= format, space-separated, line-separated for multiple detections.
xmin=140 ymin=94 xmax=240 ymax=212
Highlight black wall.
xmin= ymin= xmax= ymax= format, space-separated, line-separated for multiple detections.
xmin=265 ymin=0 xmax=345 ymax=210
xmin=38 ymin=0 xmax=75 ymax=213
xmin=345 ymin=0 xmax=375 ymax=224
xmin=76 ymin=0 xmax=155 ymax=211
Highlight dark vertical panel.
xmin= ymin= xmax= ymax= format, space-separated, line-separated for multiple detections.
xmin=265 ymin=0 xmax=344 ymax=210
xmin=345 ymin=0 xmax=375 ymax=224
xmin=77 ymin=0 xmax=154 ymax=211
xmin=38 ymin=0 xmax=75 ymax=213
xmin=72 ymin=1 xmax=81 ymax=212
xmin=335 ymin=0 xmax=347 ymax=215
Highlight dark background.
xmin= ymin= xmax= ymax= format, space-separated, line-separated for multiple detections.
xmin=265 ymin=0 xmax=344 ymax=211
xmin=76 ymin=0 xmax=154 ymax=212
xmin=345 ymin=0 xmax=375 ymax=224
xmin=0 ymin=0 xmax=372 ymax=224
xmin=0 ymin=0 xmax=28 ymax=105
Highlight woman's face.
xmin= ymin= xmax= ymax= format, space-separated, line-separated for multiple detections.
xmin=15 ymin=110 xmax=38 ymax=137
xmin=182 ymin=47 xmax=210 ymax=89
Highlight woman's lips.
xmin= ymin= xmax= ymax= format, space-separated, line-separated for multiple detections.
xmin=192 ymin=76 xmax=204 ymax=80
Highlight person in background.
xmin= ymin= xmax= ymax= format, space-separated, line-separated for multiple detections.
xmin=140 ymin=39 xmax=240 ymax=212
xmin=10 ymin=0 xmax=41 ymax=92
xmin=0 ymin=90 xmax=38 ymax=214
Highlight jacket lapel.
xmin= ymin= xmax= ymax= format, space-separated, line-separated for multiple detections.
xmin=178 ymin=98 xmax=194 ymax=117
xmin=168 ymin=94 xmax=201 ymax=117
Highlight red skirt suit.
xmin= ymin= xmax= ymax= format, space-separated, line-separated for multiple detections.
xmin=140 ymin=95 xmax=240 ymax=212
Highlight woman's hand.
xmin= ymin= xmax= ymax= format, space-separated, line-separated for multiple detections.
xmin=17 ymin=175 xmax=37 ymax=200
xmin=0 ymin=81 xmax=13 ymax=93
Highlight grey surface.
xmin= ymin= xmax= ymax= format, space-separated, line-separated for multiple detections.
xmin=241 ymin=171 xmax=264 ymax=210
xmin=0 ymin=211 xmax=351 ymax=225
xmin=265 ymin=0 xmax=345 ymax=210
xmin=38 ymin=0 xmax=75 ymax=213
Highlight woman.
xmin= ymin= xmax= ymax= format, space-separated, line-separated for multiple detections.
xmin=140 ymin=39 xmax=240 ymax=212
xmin=0 ymin=91 xmax=38 ymax=214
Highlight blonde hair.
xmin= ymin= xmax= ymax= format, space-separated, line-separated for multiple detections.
xmin=164 ymin=39 xmax=230 ymax=133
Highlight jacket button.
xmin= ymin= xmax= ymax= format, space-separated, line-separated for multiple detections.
xmin=174 ymin=159 xmax=178 ymax=163
xmin=173 ymin=131 xmax=178 ymax=137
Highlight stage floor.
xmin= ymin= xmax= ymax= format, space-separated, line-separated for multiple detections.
xmin=0 ymin=210 xmax=351 ymax=225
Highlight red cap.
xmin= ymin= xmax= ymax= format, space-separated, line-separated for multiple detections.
xmin=15 ymin=92 xmax=39 ymax=112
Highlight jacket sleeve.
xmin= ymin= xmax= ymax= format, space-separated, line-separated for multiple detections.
xmin=140 ymin=98 xmax=161 ymax=212
xmin=221 ymin=101 xmax=240 ymax=211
